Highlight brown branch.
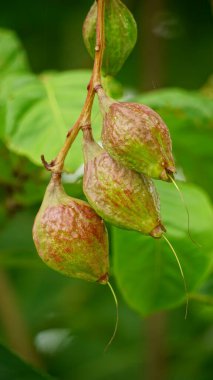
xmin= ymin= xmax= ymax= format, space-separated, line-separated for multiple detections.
xmin=42 ymin=0 xmax=105 ymax=175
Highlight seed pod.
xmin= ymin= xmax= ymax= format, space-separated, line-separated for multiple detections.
xmin=82 ymin=126 xmax=165 ymax=238
xmin=82 ymin=0 xmax=137 ymax=76
xmin=33 ymin=175 xmax=109 ymax=284
xmin=96 ymin=86 xmax=176 ymax=181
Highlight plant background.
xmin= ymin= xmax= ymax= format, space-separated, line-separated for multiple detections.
xmin=0 ymin=1 xmax=212 ymax=379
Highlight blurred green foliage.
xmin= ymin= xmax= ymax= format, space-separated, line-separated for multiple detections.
xmin=0 ymin=1 xmax=213 ymax=380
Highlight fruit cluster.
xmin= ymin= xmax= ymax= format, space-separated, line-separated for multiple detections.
xmin=33 ymin=0 xmax=176 ymax=287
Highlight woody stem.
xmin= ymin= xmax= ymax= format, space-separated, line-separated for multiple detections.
xmin=43 ymin=0 xmax=105 ymax=174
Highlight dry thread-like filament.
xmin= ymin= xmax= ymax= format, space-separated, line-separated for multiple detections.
xmin=104 ymin=281 xmax=119 ymax=352
xmin=163 ymin=234 xmax=189 ymax=319
xmin=168 ymin=175 xmax=201 ymax=248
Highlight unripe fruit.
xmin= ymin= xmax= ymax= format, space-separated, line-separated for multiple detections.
xmin=82 ymin=126 xmax=165 ymax=238
xmin=33 ymin=175 xmax=109 ymax=283
xmin=97 ymin=86 xmax=176 ymax=181
xmin=83 ymin=0 xmax=137 ymax=76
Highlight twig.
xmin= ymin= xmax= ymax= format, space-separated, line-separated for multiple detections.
xmin=42 ymin=0 xmax=105 ymax=175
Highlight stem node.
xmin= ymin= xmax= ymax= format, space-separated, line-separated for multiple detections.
xmin=41 ymin=155 xmax=55 ymax=171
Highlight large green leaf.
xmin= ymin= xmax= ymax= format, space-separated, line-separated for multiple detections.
xmin=113 ymin=181 xmax=213 ymax=316
xmin=0 ymin=211 xmax=41 ymax=268
xmin=136 ymin=88 xmax=213 ymax=197
xmin=0 ymin=141 xmax=16 ymax=185
xmin=2 ymin=70 xmax=102 ymax=171
xmin=136 ymin=88 xmax=213 ymax=129
xmin=0 ymin=29 xmax=29 ymax=77
xmin=0 ymin=343 xmax=53 ymax=380
xmin=0 ymin=29 xmax=29 ymax=139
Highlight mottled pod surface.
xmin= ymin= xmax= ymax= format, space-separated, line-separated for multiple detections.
xmin=83 ymin=127 xmax=165 ymax=238
xmin=33 ymin=177 xmax=109 ymax=283
xmin=83 ymin=0 xmax=137 ymax=76
xmin=97 ymin=88 xmax=176 ymax=181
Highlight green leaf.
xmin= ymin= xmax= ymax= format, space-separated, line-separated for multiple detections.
xmin=0 ymin=141 xmax=16 ymax=185
xmin=135 ymin=88 xmax=213 ymax=197
xmin=136 ymin=88 xmax=213 ymax=128
xmin=201 ymin=74 xmax=213 ymax=99
xmin=0 ymin=211 xmax=42 ymax=268
xmin=0 ymin=29 xmax=29 ymax=139
xmin=113 ymin=181 xmax=213 ymax=316
xmin=0 ymin=343 xmax=53 ymax=380
xmin=3 ymin=70 xmax=101 ymax=171
xmin=0 ymin=29 xmax=29 ymax=77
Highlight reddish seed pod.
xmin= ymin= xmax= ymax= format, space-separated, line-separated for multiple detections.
xmin=33 ymin=175 xmax=109 ymax=284
xmin=82 ymin=126 xmax=165 ymax=238
xmin=96 ymin=86 xmax=176 ymax=181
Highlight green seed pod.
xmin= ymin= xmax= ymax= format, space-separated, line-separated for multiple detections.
xmin=33 ymin=175 xmax=109 ymax=284
xmin=82 ymin=126 xmax=165 ymax=238
xmin=82 ymin=0 xmax=137 ymax=76
xmin=96 ymin=86 xmax=176 ymax=181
